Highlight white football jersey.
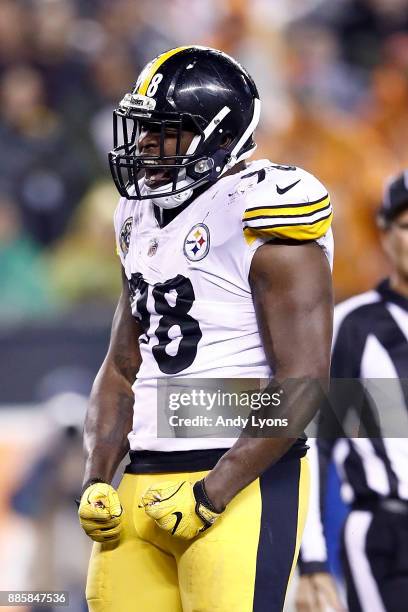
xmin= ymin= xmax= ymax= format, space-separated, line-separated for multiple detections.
xmin=114 ymin=159 xmax=334 ymax=451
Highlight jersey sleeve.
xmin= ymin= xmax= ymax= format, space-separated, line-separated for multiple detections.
xmin=242 ymin=166 xmax=332 ymax=244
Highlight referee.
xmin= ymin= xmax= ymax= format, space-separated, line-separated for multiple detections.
xmin=296 ymin=171 xmax=408 ymax=612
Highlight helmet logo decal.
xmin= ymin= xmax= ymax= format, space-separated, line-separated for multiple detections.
xmin=183 ymin=224 xmax=210 ymax=262
xmin=119 ymin=217 xmax=133 ymax=257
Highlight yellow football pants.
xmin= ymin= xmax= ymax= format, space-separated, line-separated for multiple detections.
xmin=86 ymin=456 xmax=309 ymax=612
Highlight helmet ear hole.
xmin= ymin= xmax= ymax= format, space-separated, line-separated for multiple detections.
xmin=220 ymin=132 xmax=233 ymax=148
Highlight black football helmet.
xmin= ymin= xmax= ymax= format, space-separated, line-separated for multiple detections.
xmin=108 ymin=45 xmax=261 ymax=208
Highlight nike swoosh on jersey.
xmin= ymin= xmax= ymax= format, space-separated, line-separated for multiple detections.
xmin=171 ymin=511 xmax=183 ymax=535
xmin=276 ymin=179 xmax=301 ymax=195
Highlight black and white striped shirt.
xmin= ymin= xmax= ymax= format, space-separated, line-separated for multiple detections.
xmin=300 ymin=279 xmax=408 ymax=572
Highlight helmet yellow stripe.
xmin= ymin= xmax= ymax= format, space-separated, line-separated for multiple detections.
xmin=138 ymin=46 xmax=192 ymax=95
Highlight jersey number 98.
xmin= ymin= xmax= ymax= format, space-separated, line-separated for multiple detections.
xmin=129 ymin=273 xmax=202 ymax=374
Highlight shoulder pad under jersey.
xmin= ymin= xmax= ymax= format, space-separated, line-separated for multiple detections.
xmin=240 ymin=163 xmax=332 ymax=244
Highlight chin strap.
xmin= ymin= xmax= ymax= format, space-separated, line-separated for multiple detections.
xmin=142 ymin=176 xmax=194 ymax=209
xmin=141 ymin=162 xmax=196 ymax=209
xmin=152 ymin=186 xmax=194 ymax=209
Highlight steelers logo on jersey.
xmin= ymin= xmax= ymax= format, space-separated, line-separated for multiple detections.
xmin=183 ymin=224 xmax=210 ymax=261
xmin=119 ymin=217 xmax=133 ymax=256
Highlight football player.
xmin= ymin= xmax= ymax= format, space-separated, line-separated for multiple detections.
xmin=78 ymin=46 xmax=334 ymax=612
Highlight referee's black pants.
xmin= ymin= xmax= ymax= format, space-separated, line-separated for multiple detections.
xmin=342 ymin=501 xmax=408 ymax=612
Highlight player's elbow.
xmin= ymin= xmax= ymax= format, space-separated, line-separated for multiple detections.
xmin=276 ymin=356 xmax=330 ymax=387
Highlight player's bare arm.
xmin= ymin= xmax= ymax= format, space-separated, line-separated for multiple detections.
xmin=82 ymin=268 xmax=142 ymax=488
xmin=204 ymin=240 xmax=333 ymax=511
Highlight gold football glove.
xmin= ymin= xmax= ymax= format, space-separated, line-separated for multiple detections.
xmin=78 ymin=481 xmax=123 ymax=543
xmin=140 ymin=479 xmax=222 ymax=540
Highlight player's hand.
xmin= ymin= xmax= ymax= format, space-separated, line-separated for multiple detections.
xmin=295 ymin=573 xmax=345 ymax=612
xmin=78 ymin=482 xmax=123 ymax=543
xmin=140 ymin=479 xmax=222 ymax=540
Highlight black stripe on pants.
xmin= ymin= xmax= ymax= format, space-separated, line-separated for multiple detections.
xmin=253 ymin=458 xmax=302 ymax=612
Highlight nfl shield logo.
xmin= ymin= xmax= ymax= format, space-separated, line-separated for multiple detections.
xmin=183 ymin=223 xmax=210 ymax=262
xmin=147 ymin=238 xmax=159 ymax=257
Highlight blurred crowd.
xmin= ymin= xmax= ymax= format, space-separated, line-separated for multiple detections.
xmin=2 ymin=0 xmax=408 ymax=323
xmin=3 ymin=2 xmax=408 ymax=608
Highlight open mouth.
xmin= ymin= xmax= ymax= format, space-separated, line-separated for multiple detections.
xmin=143 ymin=161 xmax=173 ymax=188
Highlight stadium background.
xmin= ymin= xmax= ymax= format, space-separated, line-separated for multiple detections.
xmin=1 ymin=0 xmax=406 ymax=609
